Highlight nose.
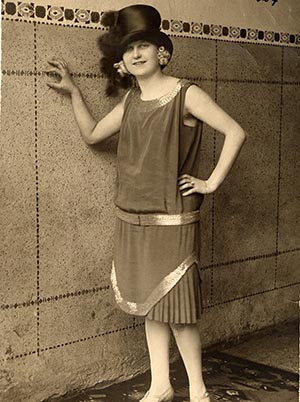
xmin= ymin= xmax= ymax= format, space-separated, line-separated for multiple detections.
xmin=132 ymin=46 xmax=141 ymax=59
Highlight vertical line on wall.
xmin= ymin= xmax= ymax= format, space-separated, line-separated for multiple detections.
xmin=33 ymin=21 xmax=40 ymax=356
xmin=275 ymin=46 xmax=284 ymax=289
xmin=210 ymin=39 xmax=218 ymax=304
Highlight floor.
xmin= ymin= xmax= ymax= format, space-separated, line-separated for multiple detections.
xmin=54 ymin=320 xmax=299 ymax=402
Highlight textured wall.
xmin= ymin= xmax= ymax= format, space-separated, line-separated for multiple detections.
xmin=1 ymin=1 xmax=300 ymax=401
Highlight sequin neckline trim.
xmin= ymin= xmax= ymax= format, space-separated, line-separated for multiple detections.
xmin=133 ymin=79 xmax=186 ymax=110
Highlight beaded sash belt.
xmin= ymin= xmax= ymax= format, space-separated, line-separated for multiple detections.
xmin=115 ymin=207 xmax=200 ymax=226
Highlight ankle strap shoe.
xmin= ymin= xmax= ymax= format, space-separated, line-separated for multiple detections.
xmin=139 ymin=387 xmax=175 ymax=402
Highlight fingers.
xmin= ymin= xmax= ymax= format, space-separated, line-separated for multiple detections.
xmin=182 ymin=188 xmax=196 ymax=196
xmin=178 ymin=174 xmax=195 ymax=195
xmin=178 ymin=182 xmax=194 ymax=191
xmin=178 ymin=174 xmax=210 ymax=195
xmin=178 ymin=174 xmax=194 ymax=185
xmin=58 ymin=56 xmax=67 ymax=65
xmin=46 ymin=57 xmax=70 ymax=83
xmin=48 ymin=59 xmax=64 ymax=68
xmin=178 ymin=174 xmax=192 ymax=180
xmin=44 ymin=67 xmax=62 ymax=76
xmin=46 ymin=58 xmax=76 ymax=94
xmin=47 ymin=57 xmax=69 ymax=71
xmin=46 ymin=81 xmax=62 ymax=90
xmin=48 ymin=56 xmax=67 ymax=64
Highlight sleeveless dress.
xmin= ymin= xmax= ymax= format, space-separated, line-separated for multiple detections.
xmin=111 ymin=79 xmax=204 ymax=324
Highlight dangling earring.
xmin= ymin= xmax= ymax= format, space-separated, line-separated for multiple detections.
xmin=113 ymin=61 xmax=130 ymax=77
xmin=157 ymin=46 xmax=171 ymax=66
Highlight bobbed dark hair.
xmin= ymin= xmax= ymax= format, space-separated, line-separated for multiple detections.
xmin=98 ymin=16 xmax=133 ymax=97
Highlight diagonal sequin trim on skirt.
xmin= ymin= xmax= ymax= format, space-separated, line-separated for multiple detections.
xmin=111 ymin=252 xmax=199 ymax=315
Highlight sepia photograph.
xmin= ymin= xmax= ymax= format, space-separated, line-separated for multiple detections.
xmin=1 ymin=0 xmax=300 ymax=401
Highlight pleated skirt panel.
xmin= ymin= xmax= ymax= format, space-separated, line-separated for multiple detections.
xmin=146 ymin=263 xmax=202 ymax=324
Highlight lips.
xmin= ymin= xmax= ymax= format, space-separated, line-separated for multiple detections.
xmin=133 ymin=61 xmax=146 ymax=66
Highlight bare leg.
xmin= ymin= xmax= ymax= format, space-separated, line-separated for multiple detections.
xmin=145 ymin=318 xmax=173 ymax=394
xmin=170 ymin=324 xmax=207 ymax=399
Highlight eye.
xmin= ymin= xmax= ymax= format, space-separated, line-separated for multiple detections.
xmin=140 ymin=43 xmax=149 ymax=48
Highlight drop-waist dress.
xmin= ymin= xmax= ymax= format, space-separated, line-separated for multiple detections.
xmin=111 ymin=79 xmax=204 ymax=324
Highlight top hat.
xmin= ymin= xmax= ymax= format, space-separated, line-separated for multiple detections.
xmin=101 ymin=4 xmax=173 ymax=57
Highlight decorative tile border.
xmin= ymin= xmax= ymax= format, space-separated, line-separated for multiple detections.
xmin=163 ymin=20 xmax=300 ymax=47
xmin=1 ymin=0 xmax=104 ymax=27
xmin=1 ymin=0 xmax=300 ymax=47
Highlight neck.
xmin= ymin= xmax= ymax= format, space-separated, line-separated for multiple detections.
xmin=135 ymin=70 xmax=169 ymax=99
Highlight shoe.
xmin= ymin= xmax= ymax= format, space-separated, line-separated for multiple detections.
xmin=190 ymin=392 xmax=211 ymax=402
xmin=139 ymin=387 xmax=175 ymax=402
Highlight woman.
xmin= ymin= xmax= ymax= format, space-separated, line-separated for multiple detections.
xmin=46 ymin=5 xmax=246 ymax=402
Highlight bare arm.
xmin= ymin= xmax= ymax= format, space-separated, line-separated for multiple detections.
xmin=70 ymin=87 xmax=127 ymax=144
xmin=46 ymin=57 xmax=126 ymax=144
xmin=179 ymin=85 xmax=247 ymax=195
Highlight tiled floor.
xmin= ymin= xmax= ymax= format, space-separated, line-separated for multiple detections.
xmin=53 ymin=320 xmax=298 ymax=402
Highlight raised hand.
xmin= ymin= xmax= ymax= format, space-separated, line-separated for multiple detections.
xmin=178 ymin=174 xmax=213 ymax=196
xmin=45 ymin=57 xmax=78 ymax=95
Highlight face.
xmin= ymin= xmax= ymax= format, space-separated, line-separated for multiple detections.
xmin=122 ymin=40 xmax=160 ymax=77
